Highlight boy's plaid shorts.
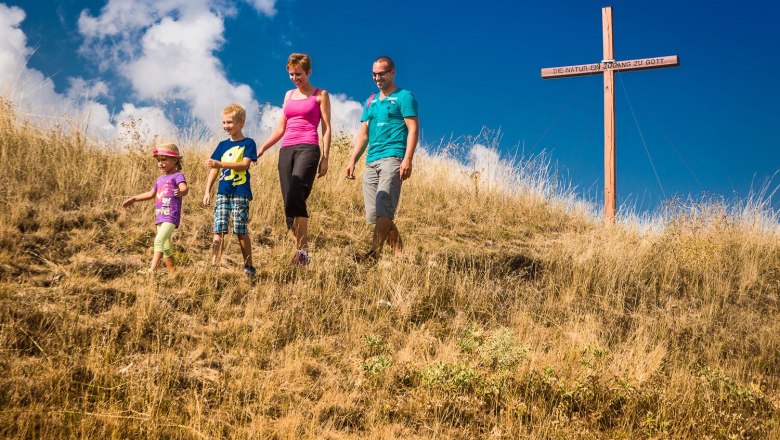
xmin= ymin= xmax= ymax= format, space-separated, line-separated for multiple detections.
xmin=213 ymin=194 xmax=251 ymax=235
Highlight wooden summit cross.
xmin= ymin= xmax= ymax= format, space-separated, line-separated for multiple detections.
xmin=541 ymin=6 xmax=679 ymax=221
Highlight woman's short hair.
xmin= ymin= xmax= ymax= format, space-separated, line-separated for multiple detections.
xmin=287 ymin=53 xmax=312 ymax=74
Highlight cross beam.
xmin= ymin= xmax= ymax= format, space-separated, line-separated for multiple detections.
xmin=540 ymin=7 xmax=679 ymax=221
xmin=541 ymin=56 xmax=679 ymax=79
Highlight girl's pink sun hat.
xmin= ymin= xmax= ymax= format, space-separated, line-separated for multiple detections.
xmin=152 ymin=148 xmax=182 ymax=158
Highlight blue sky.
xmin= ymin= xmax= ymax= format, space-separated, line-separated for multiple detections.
xmin=3 ymin=0 xmax=779 ymax=214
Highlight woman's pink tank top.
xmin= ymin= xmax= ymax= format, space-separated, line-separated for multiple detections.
xmin=281 ymin=89 xmax=321 ymax=147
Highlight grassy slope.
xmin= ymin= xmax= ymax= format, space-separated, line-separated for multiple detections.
xmin=1 ymin=99 xmax=779 ymax=439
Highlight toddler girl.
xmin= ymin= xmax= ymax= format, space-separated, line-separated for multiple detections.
xmin=122 ymin=143 xmax=188 ymax=273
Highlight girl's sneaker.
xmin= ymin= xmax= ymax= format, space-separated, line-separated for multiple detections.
xmin=292 ymin=250 xmax=311 ymax=266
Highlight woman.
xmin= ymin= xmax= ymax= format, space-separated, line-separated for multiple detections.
xmin=259 ymin=53 xmax=331 ymax=265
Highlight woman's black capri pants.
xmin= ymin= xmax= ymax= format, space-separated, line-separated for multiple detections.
xmin=278 ymin=143 xmax=321 ymax=229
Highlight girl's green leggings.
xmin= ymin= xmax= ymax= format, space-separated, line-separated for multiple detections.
xmin=154 ymin=222 xmax=175 ymax=257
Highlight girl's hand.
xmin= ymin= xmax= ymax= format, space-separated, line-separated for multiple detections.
xmin=317 ymin=157 xmax=329 ymax=178
xmin=122 ymin=197 xmax=135 ymax=209
xmin=176 ymin=182 xmax=188 ymax=198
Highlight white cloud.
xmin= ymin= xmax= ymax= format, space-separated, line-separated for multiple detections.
xmin=468 ymin=143 xmax=506 ymax=189
xmin=66 ymin=78 xmax=110 ymax=101
xmin=77 ymin=0 xmax=218 ymax=68
xmin=256 ymin=102 xmax=283 ymax=136
xmin=125 ymin=12 xmax=255 ymax=128
xmin=79 ymin=100 xmax=117 ymax=136
xmin=1 ymin=0 xmax=364 ymax=146
xmin=115 ymin=103 xmax=178 ymax=144
xmin=329 ymin=93 xmax=363 ymax=135
xmin=0 ymin=4 xmax=62 ymax=110
xmin=244 ymin=0 xmax=277 ymax=16
xmin=78 ymin=0 xmax=261 ymax=134
xmin=0 ymin=3 xmax=119 ymax=138
xmin=77 ymin=0 xmax=363 ymax=140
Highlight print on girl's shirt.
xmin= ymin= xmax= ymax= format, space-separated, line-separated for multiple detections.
xmin=153 ymin=172 xmax=186 ymax=227
xmin=156 ymin=180 xmax=175 ymax=216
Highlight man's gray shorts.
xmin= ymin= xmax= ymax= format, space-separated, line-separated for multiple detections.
xmin=362 ymin=156 xmax=403 ymax=224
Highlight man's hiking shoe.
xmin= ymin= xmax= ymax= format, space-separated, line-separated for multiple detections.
xmin=352 ymin=249 xmax=377 ymax=264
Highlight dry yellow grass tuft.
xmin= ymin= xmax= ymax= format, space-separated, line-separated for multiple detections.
xmin=1 ymin=98 xmax=779 ymax=438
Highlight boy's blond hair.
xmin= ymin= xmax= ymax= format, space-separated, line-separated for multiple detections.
xmin=222 ymin=103 xmax=246 ymax=123
xmin=287 ymin=53 xmax=312 ymax=74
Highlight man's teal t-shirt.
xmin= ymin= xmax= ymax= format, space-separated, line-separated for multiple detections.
xmin=360 ymin=88 xmax=418 ymax=164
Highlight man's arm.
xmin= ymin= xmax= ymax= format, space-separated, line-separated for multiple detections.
xmin=399 ymin=116 xmax=419 ymax=181
xmin=344 ymin=122 xmax=369 ymax=180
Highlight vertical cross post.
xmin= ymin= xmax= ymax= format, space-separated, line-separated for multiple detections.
xmin=602 ymin=7 xmax=616 ymax=221
xmin=540 ymin=7 xmax=679 ymax=222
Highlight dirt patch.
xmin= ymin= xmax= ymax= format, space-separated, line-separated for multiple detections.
xmin=318 ymin=404 xmax=366 ymax=432
xmin=16 ymin=208 xmax=39 ymax=233
xmin=76 ymin=260 xmax=134 ymax=281
xmin=83 ymin=287 xmax=136 ymax=315
xmin=444 ymin=250 xmax=544 ymax=280
xmin=52 ymin=212 xmax=88 ymax=233
xmin=0 ymin=256 xmax=46 ymax=281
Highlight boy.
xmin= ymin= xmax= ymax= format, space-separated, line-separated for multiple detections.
xmin=203 ymin=103 xmax=257 ymax=274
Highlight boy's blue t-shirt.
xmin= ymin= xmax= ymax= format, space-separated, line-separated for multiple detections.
xmin=360 ymin=88 xmax=418 ymax=164
xmin=210 ymin=137 xmax=257 ymax=198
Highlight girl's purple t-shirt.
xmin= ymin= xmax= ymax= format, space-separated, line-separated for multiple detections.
xmin=152 ymin=172 xmax=186 ymax=227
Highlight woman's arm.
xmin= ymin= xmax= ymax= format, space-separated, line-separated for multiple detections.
xmin=259 ymin=115 xmax=287 ymax=157
xmin=318 ymin=89 xmax=332 ymax=177
xmin=259 ymin=91 xmax=291 ymax=157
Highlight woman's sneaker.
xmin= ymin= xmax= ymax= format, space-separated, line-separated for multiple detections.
xmin=243 ymin=265 xmax=257 ymax=275
xmin=292 ymin=250 xmax=311 ymax=266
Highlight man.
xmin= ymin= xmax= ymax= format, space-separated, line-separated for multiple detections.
xmin=344 ymin=56 xmax=419 ymax=260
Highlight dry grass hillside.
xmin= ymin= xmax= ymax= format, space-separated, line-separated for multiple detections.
xmin=1 ymin=98 xmax=779 ymax=439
